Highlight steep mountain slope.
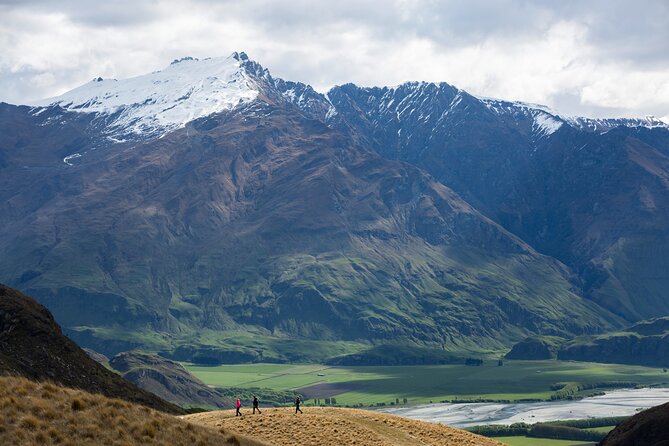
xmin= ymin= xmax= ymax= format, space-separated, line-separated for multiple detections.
xmin=0 ymin=284 xmax=183 ymax=414
xmin=599 ymin=401 xmax=669 ymax=446
xmin=328 ymin=83 xmax=669 ymax=322
xmin=0 ymin=54 xmax=619 ymax=360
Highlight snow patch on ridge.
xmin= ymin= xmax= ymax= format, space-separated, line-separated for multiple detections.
xmin=562 ymin=115 xmax=669 ymax=132
xmin=479 ymin=96 xmax=668 ymax=133
xmin=63 ymin=153 xmax=82 ymax=166
xmin=32 ymin=54 xmax=259 ymax=138
xmin=533 ymin=112 xmax=563 ymax=136
xmin=481 ymin=98 xmax=562 ymax=137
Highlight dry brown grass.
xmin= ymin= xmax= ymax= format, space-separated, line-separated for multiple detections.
xmin=0 ymin=376 xmax=269 ymax=446
xmin=185 ymin=407 xmax=506 ymax=446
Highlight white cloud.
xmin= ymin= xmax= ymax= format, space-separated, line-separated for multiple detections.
xmin=0 ymin=0 xmax=667 ymax=119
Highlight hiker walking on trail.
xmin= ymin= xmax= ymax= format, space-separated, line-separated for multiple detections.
xmin=295 ymin=396 xmax=303 ymax=414
xmin=253 ymin=396 xmax=261 ymax=414
xmin=235 ymin=398 xmax=242 ymax=416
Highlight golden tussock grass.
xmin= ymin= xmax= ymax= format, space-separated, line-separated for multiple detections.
xmin=0 ymin=376 xmax=269 ymax=446
xmin=185 ymin=406 xmax=506 ymax=446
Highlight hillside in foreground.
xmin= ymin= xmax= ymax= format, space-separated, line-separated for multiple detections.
xmin=185 ymin=407 xmax=504 ymax=446
xmin=0 ymin=376 xmax=268 ymax=446
xmin=0 ymin=283 xmax=183 ymax=414
xmin=599 ymin=400 xmax=669 ymax=446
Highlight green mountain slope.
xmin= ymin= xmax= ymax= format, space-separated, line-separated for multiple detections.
xmin=0 ymin=97 xmax=618 ymax=361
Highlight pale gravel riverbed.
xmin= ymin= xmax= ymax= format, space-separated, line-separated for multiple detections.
xmin=381 ymin=387 xmax=669 ymax=428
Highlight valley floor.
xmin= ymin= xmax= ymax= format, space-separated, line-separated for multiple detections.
xmin=184 ymin=360 xmax=669 ymax=407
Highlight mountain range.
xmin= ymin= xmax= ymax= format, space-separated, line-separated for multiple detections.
xmin=1 ymin=52 xmax=668 ymax=362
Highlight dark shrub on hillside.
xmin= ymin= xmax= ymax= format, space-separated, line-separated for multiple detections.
xmin=465 ymin=358 xmax=483 ymax=366
xmin=529 ymin=424 xmax=604 ymax=441
xmin=549 ymin=416 xmax=627 ymax=429
xmin=468 ymin=423 xmax=530 ymax=437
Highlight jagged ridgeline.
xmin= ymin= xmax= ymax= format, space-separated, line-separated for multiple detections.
xmin=1 ymin=52 xmax=668 ymax=361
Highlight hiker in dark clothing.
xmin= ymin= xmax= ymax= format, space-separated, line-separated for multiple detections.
xmin=235 ymin=398 xmax=242 ymax=416
xmin=295 ymin=396 xmax=303 ymax=414
xmin=253 ymin=395 xmax=261 ymax=414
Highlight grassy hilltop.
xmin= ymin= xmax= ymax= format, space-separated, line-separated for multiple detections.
xmin=185 ymin=407 xmax=504 ymax=446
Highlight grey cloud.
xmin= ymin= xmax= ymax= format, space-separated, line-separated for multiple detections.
xmin=208 ymin=0 xmax=669 ymax=61
xmin=551 ymin=91 xmax=643 ymax=119
xmin=557 ymin=0 xmax=669 ymax=68
xmin=6 ymin=0 xmax=669 ymax=63
xmin=0 ymin=0 xmax=668 ymax=118
xmin=0 ymin=0 xmax=162 ymax=27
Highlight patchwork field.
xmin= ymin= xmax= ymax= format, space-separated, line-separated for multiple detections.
xmin=184 ymin=360 xmax=669 ymax=407
xmin=495 ymin=437 xmax=592 ymax=446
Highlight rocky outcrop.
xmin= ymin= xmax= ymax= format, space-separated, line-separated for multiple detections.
xmin=558 ymin=333 xmax=669 ymax=367
xmin=505 ymin=336 xmax=565 ymax=360
xmin=558 ymin=317 xmax=669 ymax=367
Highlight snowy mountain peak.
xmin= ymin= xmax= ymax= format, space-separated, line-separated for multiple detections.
xmin=170 ymin=56 xmax=198 ymax=65
xmin=33 ymin=53 xmax=261 ymax=139
xmin=232 ymin=51 xmax=250 ymax=61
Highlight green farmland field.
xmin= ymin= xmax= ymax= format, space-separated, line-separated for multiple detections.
xmin=184 ymin=360 xmax=669 ymax=406
xmin=496 ymin=437 xmax=592 ymax=446
xmin=583 ymin=425 xmax=616 ymax=434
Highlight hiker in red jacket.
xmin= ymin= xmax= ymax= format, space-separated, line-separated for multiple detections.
xmin=235 ymin=398 xmax=242 ymax=416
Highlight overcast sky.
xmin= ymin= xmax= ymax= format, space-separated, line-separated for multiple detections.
xmin=1 ymin=0 xmax=668 ymax=120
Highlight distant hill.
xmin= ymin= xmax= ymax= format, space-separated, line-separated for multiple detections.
xmin=505 ymin=336 xmax=565 ymax=360
xmin=599 ymin=401 xmax=669 ymax=446
xmin=83 ymin=347 xmax=110 ymax=365
xmin=0 ymin=376 xmax=268 ymax=446
xmin=0 ymin=283 xmax=183 ymax=414
xmin=558 ymin=317 xmax=669 ymax=367
xmin=109 ymin=351 xmax=232 ymax=409
xmin=186 ymin=406 xmax=504 ymax=446
xmin=326 ymin=344 xmax=464 ymax=365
